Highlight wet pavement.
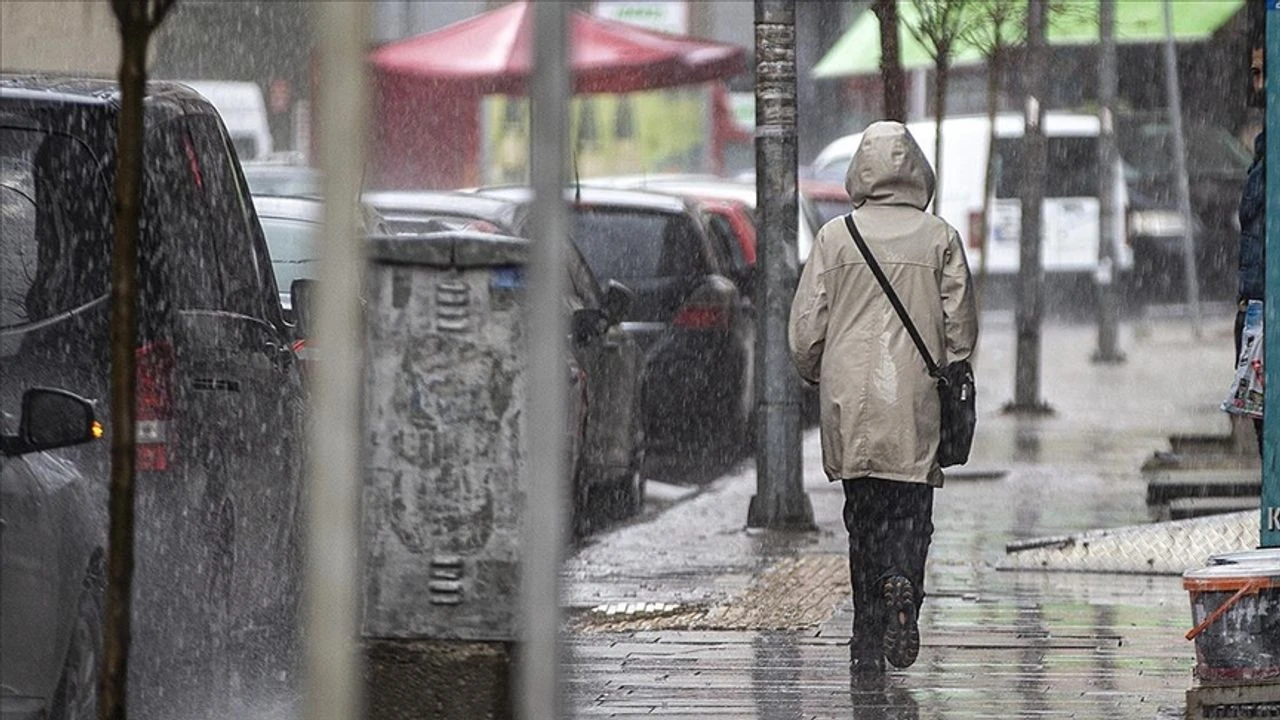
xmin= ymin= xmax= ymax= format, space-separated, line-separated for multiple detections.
xmin=564 ymin=308 xmax=1248 ymax=719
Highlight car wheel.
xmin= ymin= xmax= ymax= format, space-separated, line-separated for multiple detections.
xmin=51 ymin=574 xmax=104 ymax=720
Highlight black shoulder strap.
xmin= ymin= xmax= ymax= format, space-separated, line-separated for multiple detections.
xmin=843 ymin=214 xmax=939 ymax=376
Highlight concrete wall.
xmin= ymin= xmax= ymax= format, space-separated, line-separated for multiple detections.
xmin=1 ymin=1 xmax=122 ymax=76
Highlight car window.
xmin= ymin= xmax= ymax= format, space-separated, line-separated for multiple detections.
xmin=0 ymin=128 xmax=109 ymax=328
xmin=994 ymin=136 xmax=1098 ymax=199
xmin=141 ymin=119 xmax=226 ymax=313
xmin=185 ymin=116 xmax=273 ymax=320
xmin=571 ymin=208 xmax=706 ymax=280
xmin=705 ymin=211 xmax=747 ymax=271
xmin=259 ymin=216 xmax=320 ymax=297
xmin=565 ymin=242 xmax=603 ymax=308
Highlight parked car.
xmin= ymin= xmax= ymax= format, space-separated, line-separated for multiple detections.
xmin=0 ymin=75 xmax=305 ymax=718
xmin=241 ymin=161 xmax=322 ymax=199
xmin=362 ymin=190 xmax=647 ymax=524
xmin=589 ymin=174 xmax=822 ymax=268
xmin=253 ymin=195 xmax=321 ymax=314
xmin=1 ymin=389 xmax=101 ymax=720
xmin=471 ymin=185 xmax=757 ymax=453
xmin=1116 ymin=113 xmax=1253 ymax=301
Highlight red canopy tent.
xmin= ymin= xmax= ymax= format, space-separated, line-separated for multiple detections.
xmin=368 ymin=2 xmax=746 ymax=189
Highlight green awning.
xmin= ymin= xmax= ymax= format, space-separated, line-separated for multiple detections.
xmin=813 ymin=0 xmax=1244 ymax=78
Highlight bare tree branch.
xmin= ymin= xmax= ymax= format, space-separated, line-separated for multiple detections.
xmin=904 ymin=0 xmax=980 ymax=213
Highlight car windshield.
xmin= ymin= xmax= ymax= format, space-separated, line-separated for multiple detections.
xmin=1117 ymin=121 xmax=1252 ymax=178
xmin=259 ymin=216 xmax=320 ymax=295
xmin=571 ymin=208 xmax=702 ymax=279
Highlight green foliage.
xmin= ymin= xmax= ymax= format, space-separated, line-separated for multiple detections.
xmin=905 ymin=0 xmax=982 ymax=64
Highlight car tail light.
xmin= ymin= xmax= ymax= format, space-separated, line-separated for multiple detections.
xmin=673 ymin=304 xmax=729 ymax=329
xmin=968 ymin=211 xmax=984 ymax=250
xmin=135 ymin=340 xmax=174 ymax=472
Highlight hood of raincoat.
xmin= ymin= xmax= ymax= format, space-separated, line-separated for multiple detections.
xmin=845 ymin=121 xmax=935 ymax=212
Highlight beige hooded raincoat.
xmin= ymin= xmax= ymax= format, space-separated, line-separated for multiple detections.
xmin=789 ymin=121 xmax=978 ymax=487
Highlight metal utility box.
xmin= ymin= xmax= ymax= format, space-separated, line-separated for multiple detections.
xmin=362 ymin=231 xmax=529 ymax=642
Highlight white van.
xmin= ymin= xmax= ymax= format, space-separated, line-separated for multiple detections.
xmin=178 ymin=80 xmax=273 ymax=161
xmin=811 ymin=113 xmax=1133 ymax=280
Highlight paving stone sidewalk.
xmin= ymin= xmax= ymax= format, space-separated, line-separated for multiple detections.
xmin=564 ymin=312 xmax=1249 ymax=719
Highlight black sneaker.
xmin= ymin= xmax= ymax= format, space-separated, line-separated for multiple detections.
xmin=882 ymin=575 xmax=920 ymax=669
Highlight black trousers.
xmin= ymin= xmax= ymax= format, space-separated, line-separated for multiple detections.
xmin=842 ymin=478 xmax=934 ymax=658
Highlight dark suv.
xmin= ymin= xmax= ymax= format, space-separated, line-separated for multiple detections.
xmin=0 ymin=75 xmax=304 ymax=718
xmin=473 ymin=186 xmax=757 ymax=454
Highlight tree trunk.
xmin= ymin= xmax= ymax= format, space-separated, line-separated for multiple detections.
xmin=977 ymin=46 xmax=1002 ymax=312
xmin=1011 ymin=0 xmax=1050 ymax=414
xmin=873 ymin=0 xmax=906 ymax=121
xmin=101 ymin=13 xmax=150 ymax=720
xmin=931 ymin=51 xmax=949 ymax=215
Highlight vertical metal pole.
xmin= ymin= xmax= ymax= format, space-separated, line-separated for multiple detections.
xmin=1262 ymin=0 xmax=1278 ymax=548
xmin=1010 ymin=0 xmax=1050 ymax=413
xmin=1161 ymin=0 xmax=1203 ymax=339
xmin=519 ymin=2 xmax=569 ymax=717
xmin=748 ymin=0 xmax=813 ymax=530
xmin=1092 ymin=0 xmax=1124 ymax=364
xmin=306 ymin=5 xmax=368 ymax=720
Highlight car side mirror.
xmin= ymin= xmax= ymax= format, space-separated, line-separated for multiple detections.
xmin=601 ymin=280 xmax=633 ymax=324
xmin=571 ymin=308 xmax=610 ymax=345
xmin=291 ymin=278 xmax=314 ymax=340
xmin=1 ymin=388 xmax=99 ymax=457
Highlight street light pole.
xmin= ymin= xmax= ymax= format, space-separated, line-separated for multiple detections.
xmin=748 ymin=0 xmax=814 ymax=530
xmin=1092 ymin=0 xmax=1124 ymax=364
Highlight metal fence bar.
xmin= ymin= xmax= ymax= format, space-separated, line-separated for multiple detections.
xmin=306 ymin=4 xmax=369 ymax=720
xmin=519 ymin=2 xmax=570 ymax=718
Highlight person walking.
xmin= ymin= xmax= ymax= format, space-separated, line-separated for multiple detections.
xmin=789 ymin=121 xmax=978 ymax=674
xmin=1235 ymin=43 xmax=1266 ymax=455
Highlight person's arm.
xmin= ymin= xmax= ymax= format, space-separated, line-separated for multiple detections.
xmin=789 ymin=228 xmax=829 ymax=384
xmin=941 ymin=228 xmax=978 ymax=364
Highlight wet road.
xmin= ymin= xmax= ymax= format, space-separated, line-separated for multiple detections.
xmin=565 ymin=309 xmax=1240 ymax=718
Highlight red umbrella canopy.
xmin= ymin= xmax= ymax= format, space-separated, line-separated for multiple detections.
xmin=369 ymin=1 xmax=745 ymax=94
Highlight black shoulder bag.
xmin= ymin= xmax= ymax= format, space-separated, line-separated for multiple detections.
xmin=843 ymin=214 xmax=975 ymax=468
